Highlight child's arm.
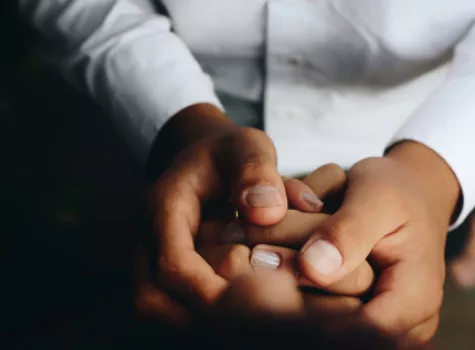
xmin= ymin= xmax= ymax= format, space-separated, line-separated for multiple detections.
xmin=295 ymin=142 xmax=458 ymax=347
xmin=388 ymin=25 xmax=475 ymax=229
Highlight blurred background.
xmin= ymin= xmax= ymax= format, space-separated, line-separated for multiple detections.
xmin=0 ymin=3 xmax=474 ymax=349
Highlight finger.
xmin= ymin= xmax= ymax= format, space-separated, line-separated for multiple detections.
xmin=252 ymin=245 xmax=374 ymax=296
xmin=303 ymin=293 xmax=362 ymax=316
xmin=135 ymin=283 xmax=191 ymax=327
xmin=303 ymin=163 xmax=347 ymax=199
xmin=398 ymin=315 xmax=439 ymax=349
xmin=157 ymin=249 xmax=227 ymax=307
xmin=298 ymin=170 xmax=405 ymax=287
xmin=216 ymin=128 xmax=287 ymax=226
xmin=222 ymin=210 xmax=328 ymax=247
xmin=359 ymin=260 xmax=443 ymax=336
xmin=284 ymin=177 xmax=324 ymax=212
xmin=199 ymin=244 xmax=253 ymax=280
xmin=303 ymin=164 xmax=347 ymax=215
xmin=199 ymin=244 xmax=303 ymax=288
xmin=133 ymin=242 xmax=190 ymax=327
xmin=284 ymin=164 xmax=347 ymax=213
xmin=199 ymin=242 xmax=373 ymax=296
xmin=213 ymin=271 xmax=304 ymax=319
xmin=153 ymin=151 xmax=228 ymax=306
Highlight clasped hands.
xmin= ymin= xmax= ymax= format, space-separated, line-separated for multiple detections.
xmin=136 ymin=126 xmax=456 ymax=349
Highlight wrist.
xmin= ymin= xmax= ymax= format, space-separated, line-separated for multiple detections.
xmin=386 ymin=141 xmax=460 ymax=224
xmin=147 ymin=103 xmax=237 ymax=178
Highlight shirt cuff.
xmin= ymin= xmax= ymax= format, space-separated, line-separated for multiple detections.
xmin=389 ymin=85 xmax=475 ymax=230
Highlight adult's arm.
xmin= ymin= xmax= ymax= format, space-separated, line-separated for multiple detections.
xmin=19 ymin=0 xmax=224 ymax=167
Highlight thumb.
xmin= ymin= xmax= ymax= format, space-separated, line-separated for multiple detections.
xmin=217 ymin=128 xmax=287 ymax=225
xmin=298 ymin=174 xmax=404 ymax=287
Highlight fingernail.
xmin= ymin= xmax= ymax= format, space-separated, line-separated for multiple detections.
xmin=243 ymin=185 xmax=284 ymax=208
xmin=302 ymin=193 xmax=324 ymax=209
xmin=301 ymin=239 xmax=342 ymax=276
xmin=222 ymin=221 xmax=246 ymax=244
xmin=251 ymin=249 xmax=281 ymax=270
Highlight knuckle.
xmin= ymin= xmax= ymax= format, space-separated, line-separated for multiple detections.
xmin=197 ymin=287 xmax=219 ymax=306
xmin=241 ymin=153 xmax=268 ymax=171
xmin=325 ymin=217 xmax=358 ymax=241
xmin=328 ymin=214 xmax=368 ymax=248
xmin=219 ymin=245 xmax=251 ymax=277
xmin=157 ymin=254 xmax=182 ymax=285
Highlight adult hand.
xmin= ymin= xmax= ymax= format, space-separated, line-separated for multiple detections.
xmin=145 ymin=104 xmax=324 ymax=315
xmin=296 ymin=141 xmax=460 ymax=346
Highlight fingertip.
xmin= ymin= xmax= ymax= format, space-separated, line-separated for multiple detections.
xmin=237 ymin=183 xmax=287 ymax=225
xmin=284 ymin=178 xmax=324 ymax=213
xmin=298 ymin=240 xmax=346 ymax=287
xmin=302 ymin=192 xmax=324 ymax=211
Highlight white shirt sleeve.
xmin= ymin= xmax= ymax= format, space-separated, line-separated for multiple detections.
xmin=19 ymin=0 xmax=223 ymax=166
xmin=390 ymin=24 xmax=475 ymax=229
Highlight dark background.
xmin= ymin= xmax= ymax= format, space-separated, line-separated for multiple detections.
xmin=0 ymin=3 xmax=148 ymax=348
xmin=0 ymin=3 xmax=474 ymax=349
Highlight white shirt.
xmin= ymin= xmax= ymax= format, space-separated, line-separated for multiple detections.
xmin=20 ymin=0 xmax=475 ymax=228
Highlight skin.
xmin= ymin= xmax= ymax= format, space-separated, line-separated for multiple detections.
xmin=144 ymin=103 xmax=316 ymax=313
xmin=197 ymin=164 xmax=375 ymax=297
xmin=449 ymin=214 xmax=475 ymax=289
xmin=295 ymin=142 xmax=460 ymax=346
xmin=135 ymin=163 xmax=368 ymax=324
xmin=209 ymin=272 xmax=435 ymax=350
xmin=144 ymin=103 xmax=458 ymax=346
xmin=223 ymin=147 xmax=455 ymax=346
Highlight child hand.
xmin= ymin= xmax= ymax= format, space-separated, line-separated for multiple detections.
xmin=296 ymin=142 xmax=460 ymax=346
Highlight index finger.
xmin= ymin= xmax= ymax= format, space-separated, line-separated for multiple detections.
xmin=153 ymin=147 xmax=227 ymax=306
xmin=284 ymin=164 xmax=347 ymax=213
